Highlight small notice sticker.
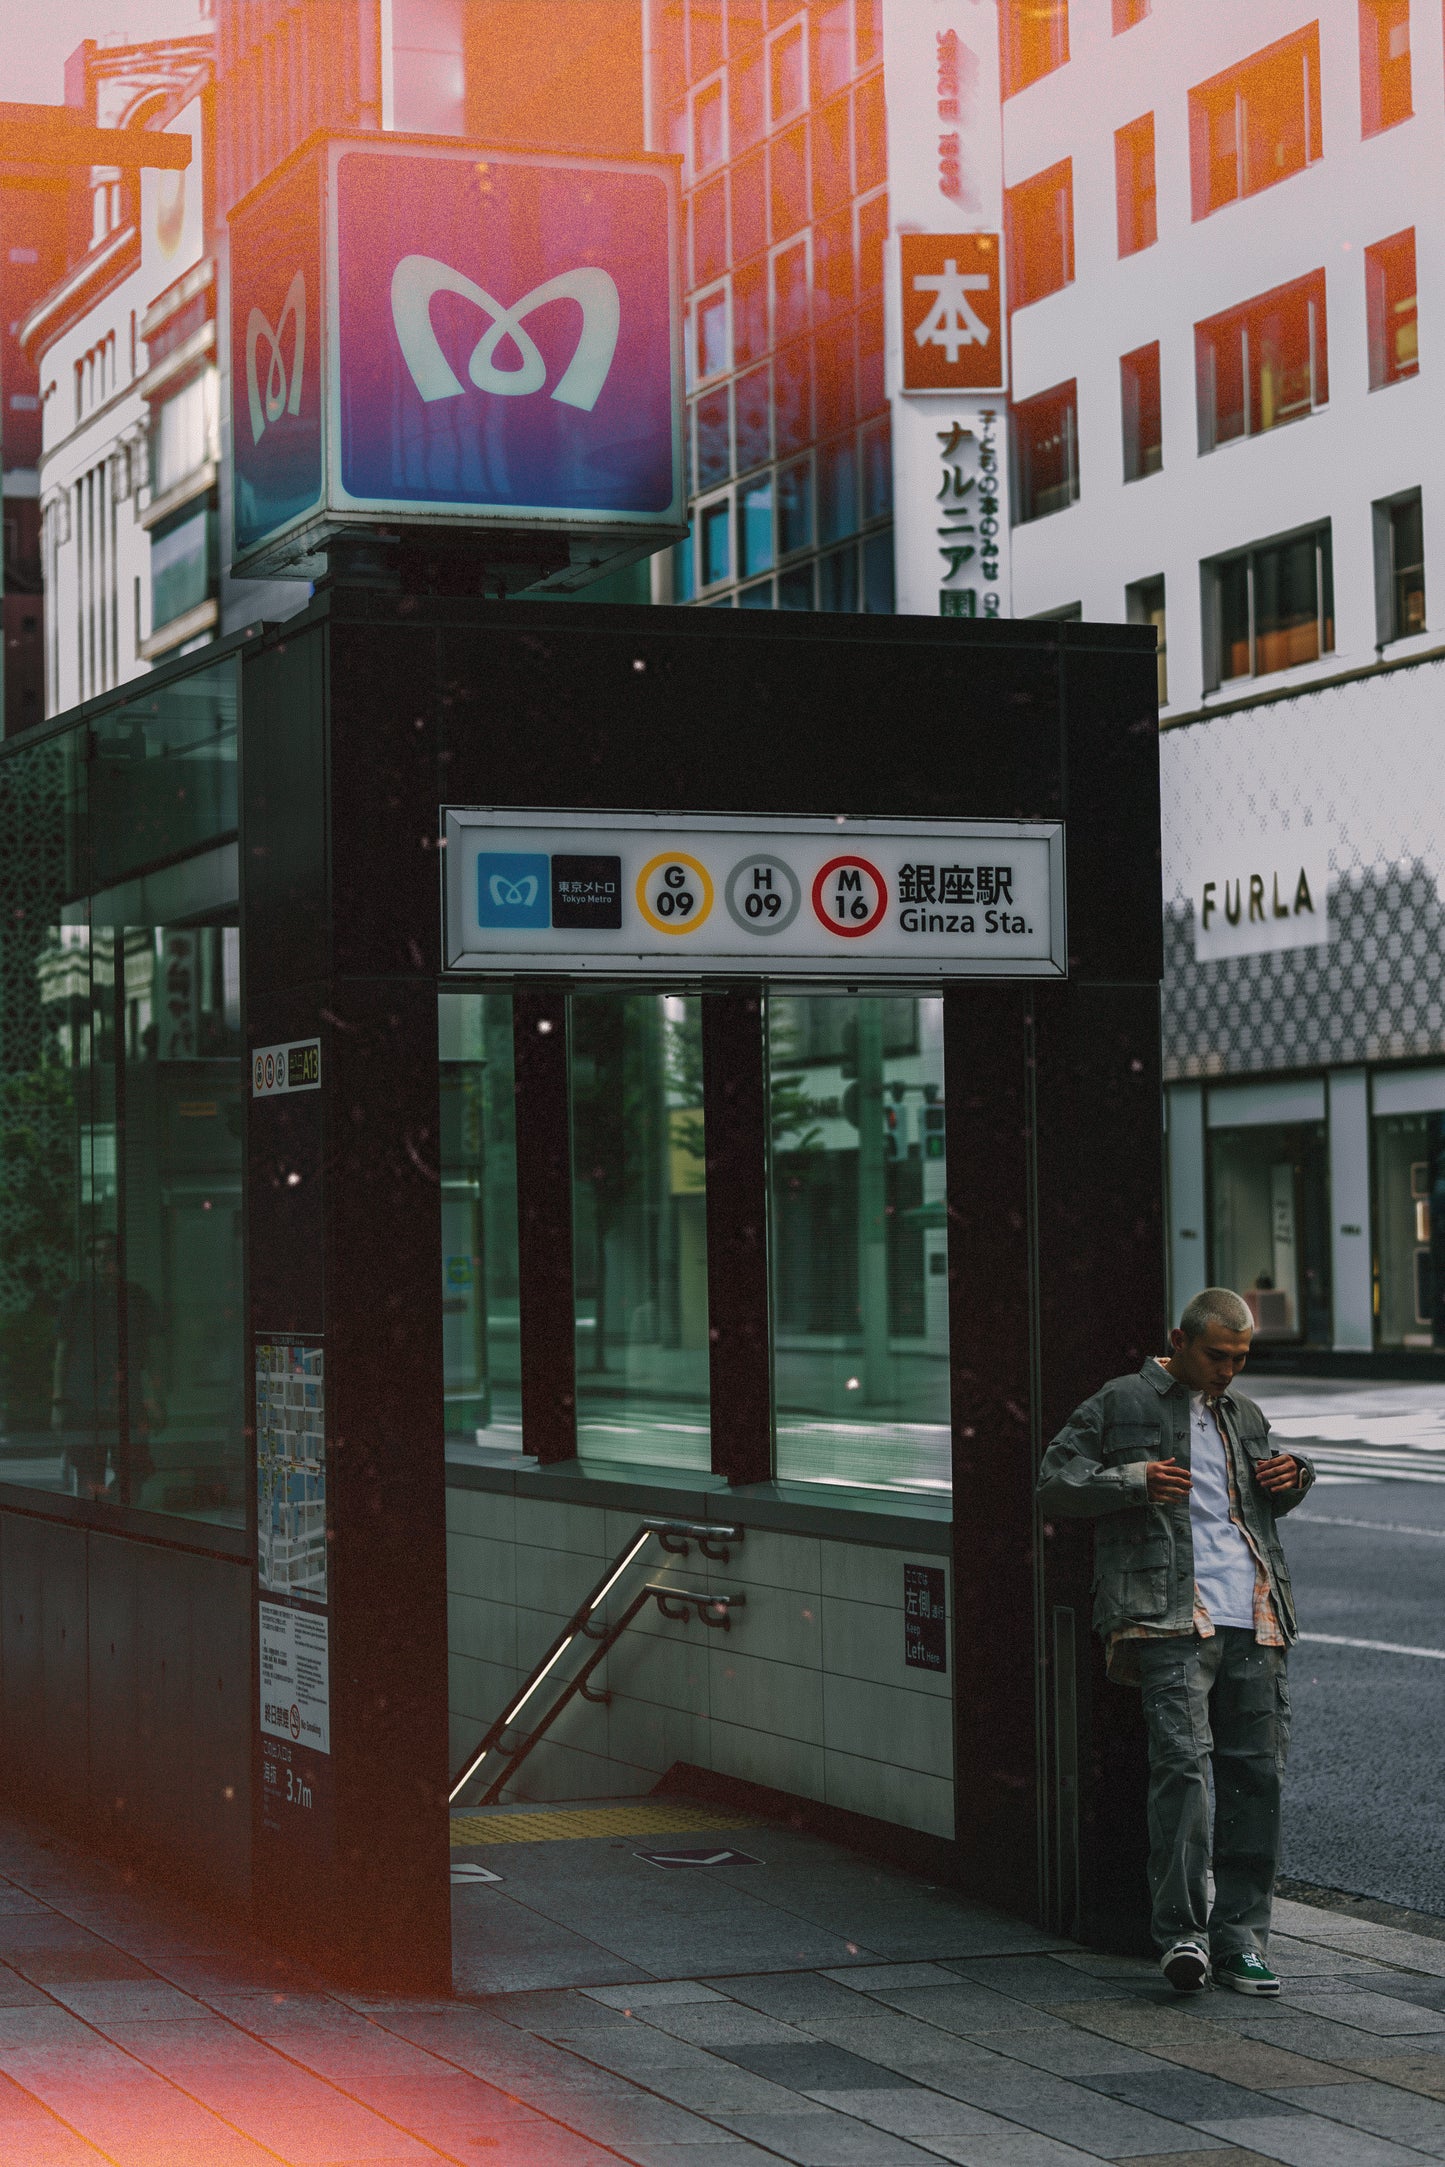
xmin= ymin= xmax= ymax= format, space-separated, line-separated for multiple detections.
xmin=252 ymin=1039 xmax=321 ymax=1097
xmin=904 ymin=1563 xmax=948 ymax=1673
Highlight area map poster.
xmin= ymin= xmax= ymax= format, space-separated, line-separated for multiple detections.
xmin=255 ymin=1336 xmax=333 ymax=1853
xmin=255 ymin=1338 xmax=327 ymax=1602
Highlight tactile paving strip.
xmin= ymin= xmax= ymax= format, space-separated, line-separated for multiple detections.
xmin=449 ymin=1801 xmax=754 ymax=1848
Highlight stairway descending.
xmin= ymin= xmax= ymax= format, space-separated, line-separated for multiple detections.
xmin=449 ymin=1518 xmax=744 ymax=1807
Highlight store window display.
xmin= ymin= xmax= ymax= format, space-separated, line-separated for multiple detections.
xmin=1208 ymin=1119 xmax=1332 ymax=1346
xmin=1374 ymin=1110 xmax=1445 ymax=1349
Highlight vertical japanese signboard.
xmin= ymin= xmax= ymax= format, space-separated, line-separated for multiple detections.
xmin=883 ymin=0 xmax=1011 ymax=619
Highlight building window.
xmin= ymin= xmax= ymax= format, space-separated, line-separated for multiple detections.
xmin=1002 ymin=0 xmax=1069 ymax=97
xmin=151 ymin=504 xmax=214 ymax=633
xmin=693 ymin=78 xmax=725 ymax=169
xmin=1196 ymin=270 xmax=1327 ymax=451
xmin=1013 ymin=380 xmax=1079 ymax=524
xmin=699 ymin=496 xmax=732 ymax=585
xmin=1205 ymin=524 xmax=1333 ymax=687
xmin=1113 ymin=0 xmax=1149 ymax=27
xmin=152 ymin=372 xmax=219 ymax=499
xmin=1366 ymin=228 xmax=1418 ymax=387
xmin=770 ymin=20 xmax=807 ymax=123
xmin=1121 ymin=341 xmax=1162 ymax=480
xmin=733 ymin=258 xmax=767 ymax=365
xmin=777 ymin=456 xmax=813 ymax=554
xmin=696 ymin=386 xmax=731 ymax=487
xmin=772 ymin=235 xmax=811 ymax=342
xmin=1359 ymin=0 xmax=1411 ymax=135
xmin=856 ymin=0 xmax=881 ymax=67
xmin=1374 ymin=488 xmax=1426 ymax=643
xmin=738 ymin=474 xmax=774 ymax=578
xmin=695 ymin=283 xmax=730 ymax=381
xmin=1209 ymin=1117 xmax=1332 ymax=1345
xmin=1005 ymin=158 xmax=1074 ymax=312
xmin=730 ymin=44 xmax=765 ymax=151
xmin=1373 ymin=1109 xmax=1444 ymax=1350
xmin=769 ymin=121 xmax=810 ymax=240
xmin=1126 ymin=575 xmax=1168 ymax=704
xmin=1189 ymin=26 xmax=1322 ymax=221
xmin=692 ymin=175 xmax=727 ymax=284
xmin=1115 ymin=113 xmax=1157 ymax=256
xmin=812 ymin=0 xmax=851 ymax=100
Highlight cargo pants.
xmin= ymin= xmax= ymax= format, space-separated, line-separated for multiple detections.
xmin=1134 ymin=1627 xmax=1290 ymax=1958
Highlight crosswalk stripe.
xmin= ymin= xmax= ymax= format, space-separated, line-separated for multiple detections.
xmin=1300 ymin=1515 xmax=1445 ymax=1539
xmin=1298 ymin=1631 xmax=1445 ymax=1661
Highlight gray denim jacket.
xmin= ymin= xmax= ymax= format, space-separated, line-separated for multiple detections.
xmin=1036 ymin=1361 xmax=1314 ymax=1643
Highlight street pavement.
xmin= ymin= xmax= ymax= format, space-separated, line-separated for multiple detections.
xmin=1247 ymin=1376 xmax=1445 ymax=1919
xmin=7 ymin=1793 xmax=1445 ymax=2166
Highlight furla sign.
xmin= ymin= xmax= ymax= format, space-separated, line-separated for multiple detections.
xmin=227 ymin=133 xmax=684 ymax=588
xmin=1193 ymin=845 xmax=1331 ymax=963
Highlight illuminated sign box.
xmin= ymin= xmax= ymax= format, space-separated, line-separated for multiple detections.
xmin=228 ymin=133 xmax=685 ymax=588
xmin=443 ymin=810 xmax=1067 ymax=981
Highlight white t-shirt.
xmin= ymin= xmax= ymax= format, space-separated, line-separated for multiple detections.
xmin=1188 ymin=1390 xmax=1258 ymax=1630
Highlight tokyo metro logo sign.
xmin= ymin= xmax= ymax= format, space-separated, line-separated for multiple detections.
xmin=336 ymin=148 xmax=675 ymax=515
xmin=391 ymin=257 xmax=621 ymax=412
xmin=227 ymin=136 xmax=682 ymax=569
xmin=246 ymin=271 xmax=307 ymax=443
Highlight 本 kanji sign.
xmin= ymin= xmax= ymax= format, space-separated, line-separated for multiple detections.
xmin=901 ymin=233 xmax=1004 ymax=392
xmin=444 ymin=810 xmax=1065 ymax=980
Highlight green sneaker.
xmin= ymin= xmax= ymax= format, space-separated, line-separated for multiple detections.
xmin=1214 ymin=1949 xmax=1280 ymax=1996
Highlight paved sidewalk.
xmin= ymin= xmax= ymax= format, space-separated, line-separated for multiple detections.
xmin=2 ymin=1800 xmax=1445 ymax=2165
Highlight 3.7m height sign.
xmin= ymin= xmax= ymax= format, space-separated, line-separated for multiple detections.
xmin=443 ymin=811 xmax=1065 ymax=980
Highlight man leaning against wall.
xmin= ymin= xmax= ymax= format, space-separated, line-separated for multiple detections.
xmin=1038 ymin=1288 xmax=1314 ymax=1997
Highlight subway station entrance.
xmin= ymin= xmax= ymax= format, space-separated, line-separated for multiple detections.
xmin=0 ymin=594 xmax=1162 ymax=1991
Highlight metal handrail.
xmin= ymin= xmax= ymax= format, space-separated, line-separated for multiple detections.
xmin=448 ymin=1519 xmax=743 ymax=1807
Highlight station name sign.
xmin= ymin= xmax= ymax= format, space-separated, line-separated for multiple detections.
xmin=442 ymin=811 xmax=1065 ymax=980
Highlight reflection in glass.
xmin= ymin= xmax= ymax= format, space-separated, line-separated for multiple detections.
xmin=1208 ymin=1120 xmax=1332 ymax=1344
xmin=0 ymin=663 xmax=245 ymax=1524
xmin=571 ymin=994 xmax=710 ymax=1471
xmin=701 ymin=499 xmax=731 ymax=585
xmin=439 ymin=993 xmax=522 ymax=1458
xmin=739 ymin=477 xmax=774 ymax=576
xmin=119 ymin=920 xmax=244 ymax=1519
xmin=769 ymin=995 xmax=949 ymax=1491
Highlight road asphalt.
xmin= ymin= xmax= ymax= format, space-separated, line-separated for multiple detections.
xmin=1247 ymin=1376 xmax=1445 ymax=1919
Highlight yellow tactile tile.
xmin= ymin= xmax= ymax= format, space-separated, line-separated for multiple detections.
xmin=449 ymin=1801 xmax=754 ymax=1848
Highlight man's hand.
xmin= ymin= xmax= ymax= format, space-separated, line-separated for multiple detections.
xmin=1254 ymin=1451 xmax=1303 ymax=1495
xmin=1146 ymin=1457 xmax=1192 ymax=1501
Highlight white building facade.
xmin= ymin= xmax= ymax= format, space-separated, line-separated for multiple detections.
xmin=1001 ymin=0 xmax=1444 ymax=1362
xmin=658 ymin=0 xmax=1443 ymax=1363
xmin=23 ymin=48 xmax=219 ymax=715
